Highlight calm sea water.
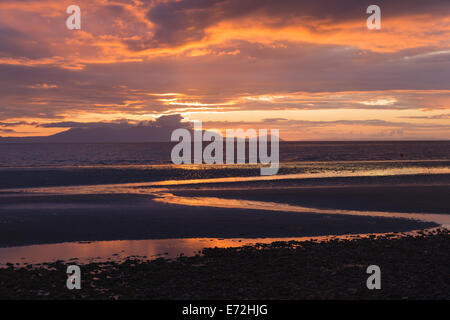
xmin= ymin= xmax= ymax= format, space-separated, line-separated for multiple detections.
xmin=0 ymin=141 xmax=449 ymax=167
xmin=0 ymin=141 xmax=448 ymax=189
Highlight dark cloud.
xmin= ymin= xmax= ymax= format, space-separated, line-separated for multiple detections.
xmin=263 ymin=118 xmax=288 ymax=122
xmin=38 ymin=121 xmax=127 ymax=128
xmin=0 ymin=27 xmax=51 ymax=59
xmin=204 ymin=118 xmax=450 ymax=129
xmin=153 ymin=114 xmax=186 ymax=127
xmin=38 ymin=114 xmax=191 ymax=129
xmin=400 ymin=113 xmax=450 ymax=120
xmin=0 ymin=121 xmax=34 ymax=127
xmin=145 ymin=0 xmax=450 ymax=46
xmin=3 ymin=114 xmax=193 ymax=142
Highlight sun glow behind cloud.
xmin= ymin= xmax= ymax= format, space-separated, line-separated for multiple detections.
xmin=0 ymin=0 xmax=449 ymax=139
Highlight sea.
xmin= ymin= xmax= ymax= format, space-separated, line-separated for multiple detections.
xmin=0 ymin=141 xmax=449 ymax=168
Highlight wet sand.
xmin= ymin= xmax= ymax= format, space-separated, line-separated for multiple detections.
xmin=0 ymin=186 xmax=441 ymax=248
xmin=0 ymin=168 xmax=447 ymax=248
xmin=172 ymin=184 xmax=450 ymax=214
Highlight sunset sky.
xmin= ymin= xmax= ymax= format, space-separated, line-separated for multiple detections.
xmin=0 ymin=0 xmax=449 ymax=140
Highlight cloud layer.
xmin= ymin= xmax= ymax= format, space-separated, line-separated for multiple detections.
xmin=0 ymin=0 xmax=449 ymax=139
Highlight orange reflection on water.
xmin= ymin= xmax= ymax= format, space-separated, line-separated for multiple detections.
xmin=1 ymin=163 xmax=448 ymax=267
xmin=6 ymin=165 xmax=450 ymax=195
xmin=154 ymin=193 xmax=450 ymax=227
xmin=146 ymin=166 xmax=450 ymax=186
xmin=0 ymin=231 xmax=426 ymax=267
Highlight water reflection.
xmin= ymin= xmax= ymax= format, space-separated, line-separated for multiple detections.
xmin=154 ymin=193 xmax=450 ymax=227
xmin=0 ymin=231 xmax=431 ymax=267
xmin=0 ymin=163 xmax=448 ymax=267
xmin=148 ymin=166 xmax=450 ymax=186
xmin=2 ymin=164 xmax=449 ymax=198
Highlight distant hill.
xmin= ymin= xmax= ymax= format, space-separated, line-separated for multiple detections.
xmin=0 ymin=129 xmax=283 ymax=143
xmin=0 ymin=114 xmax=283 ymax=143
xmin=0 ymin=115 xmax=193 ymax=143
xmin=0 ymin=126 xmax=192 ymax=143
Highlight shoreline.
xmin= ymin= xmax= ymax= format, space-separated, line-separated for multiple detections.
xmin=0 ymin=168 xmax=448 ymax=271
xmin=0 ymin=226 xmax=444 ymax=267
xmin=0 ymin=229 xmax=448 ymax=300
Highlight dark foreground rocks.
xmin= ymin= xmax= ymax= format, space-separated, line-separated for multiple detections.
xmin=0 ymin=229 xmax=448 ymax=300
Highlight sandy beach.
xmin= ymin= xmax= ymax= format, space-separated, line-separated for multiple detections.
xmin=0 ymin=174 xmax=448 ymax=248
xmin=0 ymin=191 xmax=437 ymax=248
xmin=0 ymin=159 xmax=448 ymax=300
